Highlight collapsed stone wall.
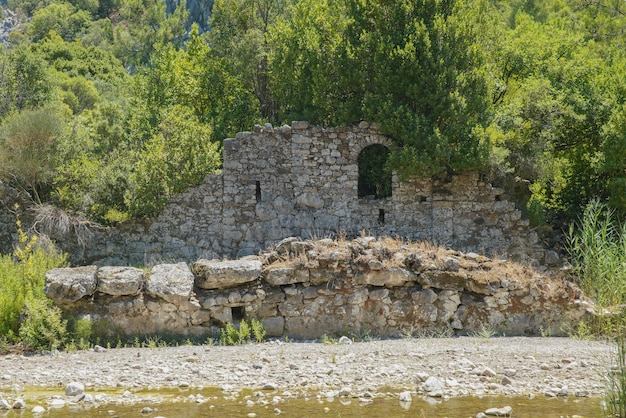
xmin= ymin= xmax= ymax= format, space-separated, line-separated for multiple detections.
xmin=1 ymin=122 xmax=546 ymax=266
xmin=45 ymin=238 xmax=591 ymax=340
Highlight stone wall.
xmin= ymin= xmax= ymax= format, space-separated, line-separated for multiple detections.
xmin=44 ymin=238 xmax=591 ymax=340
xmin=1 ymin=122 xmax=546 ymax=266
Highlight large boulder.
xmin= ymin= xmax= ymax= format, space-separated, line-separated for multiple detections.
xmin=44 ymin=266 xmax=98 ymax=304
xmin=193 ymin=259 xmax=262 ymax=289
xmin=146 ymin=263 xmax=194 ymax=304
xmin=97 ymin=266 xmax=145 ymax=296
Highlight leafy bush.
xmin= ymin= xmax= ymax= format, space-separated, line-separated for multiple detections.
xmin=126 ymin=105 xmax=220 ymax=217
xmin=19 ymin=297 xmax=67 ymax=350
xmin=0 ymin=212 xmax=67 ymax=343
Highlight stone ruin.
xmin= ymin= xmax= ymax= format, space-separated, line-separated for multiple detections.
xmin=2 ymin=121 xmax=583 ymax=338
xmin=44 ymin=237 xmax=591 ymax=340
xmin=0 ymin=121 xmax=551 ymax=266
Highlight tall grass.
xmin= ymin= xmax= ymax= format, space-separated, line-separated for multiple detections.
xmin=605 ymin=315 xmax=626 ymax=417
xmin=567 ymin=200 xmax=626 ymax=417
xmin=567 ymin=199 xmax=626 ymax=308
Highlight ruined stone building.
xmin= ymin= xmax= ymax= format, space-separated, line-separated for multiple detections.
xmin=1 ymin=122 xmax=545 ymax=265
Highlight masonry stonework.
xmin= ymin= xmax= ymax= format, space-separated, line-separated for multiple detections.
xmin=2 ymin=122 xmax=545 ymax=265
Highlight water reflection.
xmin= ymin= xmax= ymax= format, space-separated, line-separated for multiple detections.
xmin=37 ymin=392 xmax=603 ymax=418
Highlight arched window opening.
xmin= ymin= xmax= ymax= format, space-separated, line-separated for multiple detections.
xmin=358 ymin=144 xmax=392 ymax=199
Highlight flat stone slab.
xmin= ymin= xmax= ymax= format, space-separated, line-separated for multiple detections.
xmin=97 ymin=266 xmax=144 ymax=296
xmin=193 ymin=259 xmax=262 ymax=289
xmin=44 ymin=266 xmax=98 ymax=303
xmin=146 ymin=263 xmax=194 ymax=304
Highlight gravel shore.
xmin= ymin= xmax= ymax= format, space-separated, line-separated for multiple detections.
xmin=0 ymin=337 xmax=612 ymax=401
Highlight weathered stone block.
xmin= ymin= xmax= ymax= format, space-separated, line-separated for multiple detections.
xmin=193 ymin=259 xmax=262 ymax=290
xmin=262 ymin=316 xmax=285 ymax=337
xmin=97 ymin=266 xmax=144 ymax=296
xmin=44 ymin=266 xmax=97 ymax=304
xmin=419 ymin=271 xmax=467 ymax=291
xmin=146 ymin=263 xmax=194 ymax=304
xmin=355 ymin=268 xmax=415 ymax=287
xmin=265 ymin=267 xmax=310 ymax=285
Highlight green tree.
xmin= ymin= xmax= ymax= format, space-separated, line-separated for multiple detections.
xmin=210 ymin=0 xmax=290 ymax=120
xmin=114 ymin=0 xmax=188 ymax=67
xmin=0 ymin=45 xmax=54 ymax=120
xmin=0 ymin=108 xmax=66 ymax=203
xmin=270 ymin=0 xmax=497 ymax=177
xmin=130 ymin=25 xmax=259 ymax=145
xmin=27 ymin=2 xmax=92 ymax=42
xmin=126 ymin=105 xmax=221 ymax=217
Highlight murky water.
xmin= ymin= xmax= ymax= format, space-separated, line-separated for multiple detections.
xmin=16 ymin=387 xmax=605 ymax=418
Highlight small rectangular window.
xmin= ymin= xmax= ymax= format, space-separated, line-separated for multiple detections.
xmin=378 ymin=209 xmax=385 ymax=224
xmin=232 ymin=306 xmax=244 ymax=321
xmin=255 ymin=181 xmax=261 ymax=202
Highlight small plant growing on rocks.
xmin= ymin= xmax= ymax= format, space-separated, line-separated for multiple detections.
xmin=251 ymin=319 xmax=266 ymax=343
xmin=219 ymin=320 xmax=266 ymax=345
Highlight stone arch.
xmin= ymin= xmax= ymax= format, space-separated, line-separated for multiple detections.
xmin=358 ymin=144 xmax=392 ymax=199
xmin=349 ymin=134 xmax=393 ymax=161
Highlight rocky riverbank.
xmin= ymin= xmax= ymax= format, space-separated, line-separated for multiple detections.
xmin=0 ymin=337 xmax=613 ymax=415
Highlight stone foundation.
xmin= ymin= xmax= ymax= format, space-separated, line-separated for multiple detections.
xmin=45 ymin=238 xmax=591 ymax=340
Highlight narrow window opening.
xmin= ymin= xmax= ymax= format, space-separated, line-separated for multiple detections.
xmin=358 ymin=144 xmax=392 ymax=199
xmin=495 ymin=194 xmax=501 ymax=202
xmin=231 ymin=306 xmax=244 ymax=321
xmin=255 ymin=181 xmax=261 ymax=202
xmin=378 ymin=209 xmax=385 ymax=224
xmin=420 ymin=196 xmax=427 ymax=203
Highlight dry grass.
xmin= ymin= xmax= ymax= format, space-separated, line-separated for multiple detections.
xmin=262 ymin=235 xmax=573 ymax=299
xmin=30 ymin=203 xmax=101 ymax=248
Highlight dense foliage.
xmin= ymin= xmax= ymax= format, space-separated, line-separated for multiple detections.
xmin=0 ymin=0 xmax=624 ymax=229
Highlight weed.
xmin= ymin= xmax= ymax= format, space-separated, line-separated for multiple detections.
xmin=251 ymin=319 xmax=266 ymax=343
xmin=219 ymin=320 xmax=266 ymax=346
xmin=539 ymin=325 xmax=552 ymax=338
xmin=568 ymin=320 xmax=594 ymax=340
xmin=471 ymin=324 xmax=496 ymax=339
xmin=400 ymin=327 xmax=415 ymax=339
xmin=321 ymin=334 xmax=338 ymax=344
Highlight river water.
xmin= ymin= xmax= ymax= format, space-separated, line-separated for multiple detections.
xmin=36 ymin=390 xmax=604 ymax=417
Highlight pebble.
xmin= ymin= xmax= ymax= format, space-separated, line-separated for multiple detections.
xmin=65 ymin=382 xmax=85 ymax=397
xmin=263 ymin=382 xmax=278 ymax=390
xmin=338 ymin=336 xmax=352 ymax=345
xmin=140 ymin=407 xmax=153 ymax=414
xmin=12 ymin=398 xmax=25 ymax=409
xmin=484 ymin=406 xmax=513 ymax=416
xmin=32 ymin=405 xmax=46 ymax=414
xmin=0 ymin=400 xmax=10 ymax=410
xmin=398 ymin=391 xmax=412 ymax=402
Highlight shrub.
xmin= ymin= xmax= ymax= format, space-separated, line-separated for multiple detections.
xmin=19 ymin=297 xmax=67 ymax=350
xmin=0 ymin=211 xmax=67 ymax=344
